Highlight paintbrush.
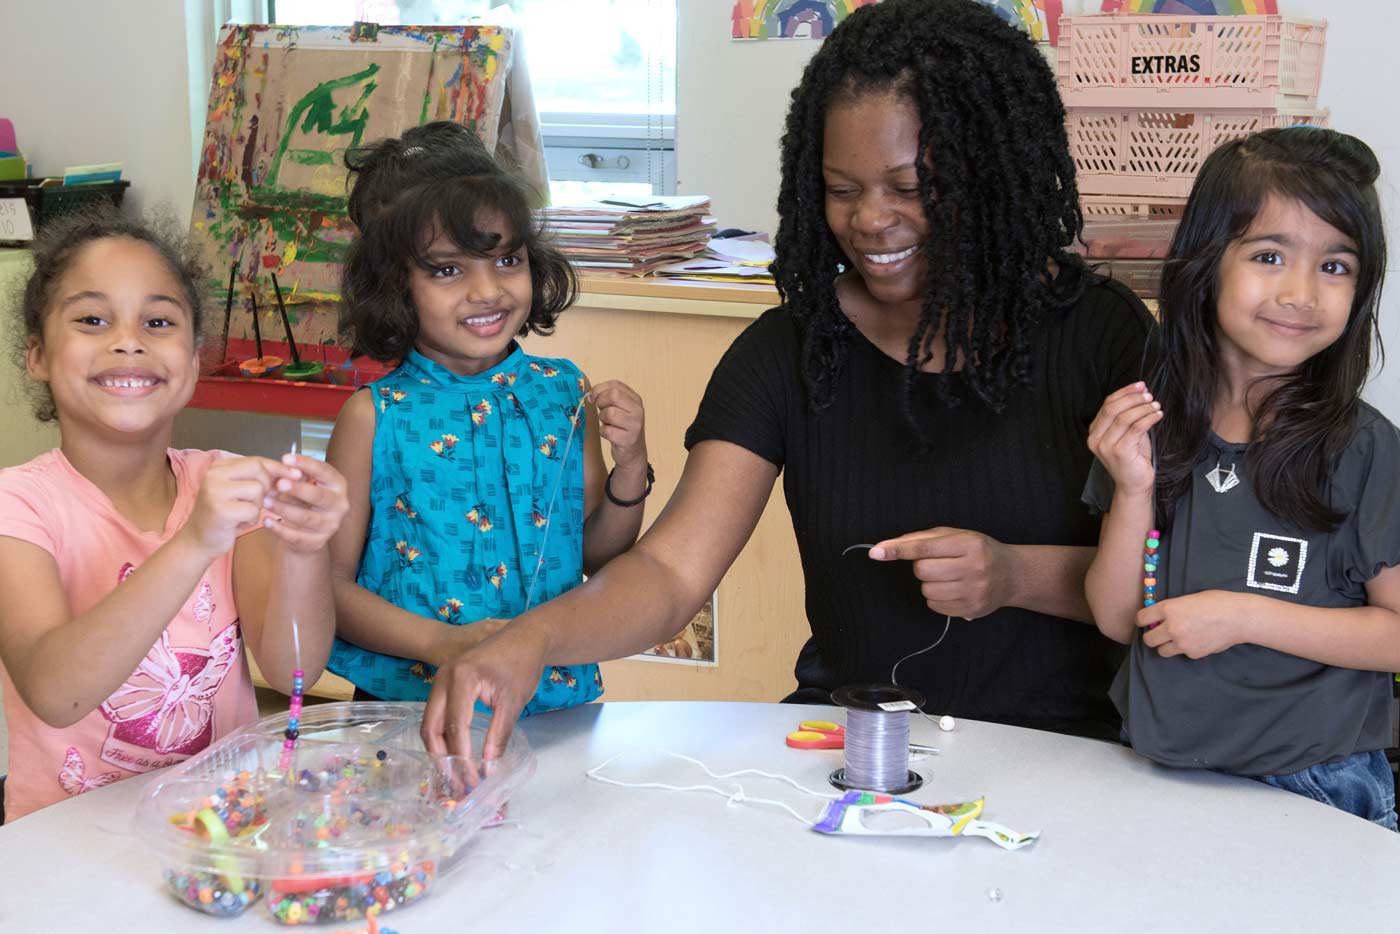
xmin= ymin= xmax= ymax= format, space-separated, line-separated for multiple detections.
xmin=271 ymin=272 xmax=324 ymax=382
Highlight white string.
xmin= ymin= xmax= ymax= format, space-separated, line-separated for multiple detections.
xmin=585 ymin=751 xmax=839 ymax=826
xmin=525 ymin=393 xmax=590 ymax=612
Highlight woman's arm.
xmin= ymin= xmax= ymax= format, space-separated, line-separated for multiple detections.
xmin=870 ymin=531 xmax=1096 ymax=623
xmin=325 ymin=391 xmax=505 ymax=671
xmin=422 ymin=439 xmax=780 ymax=757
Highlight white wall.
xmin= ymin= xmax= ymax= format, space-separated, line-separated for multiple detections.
xmin=0 ymin=1 xmax=197 ymax=219
xmin=674 ymin=0 xmax=817 ymax=237
xmin=1287 ymin=2 xmax=1400 ymax=423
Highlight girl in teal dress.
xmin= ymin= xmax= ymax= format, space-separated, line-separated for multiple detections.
xmin=326 ymin=128 xmax=652 ymax=716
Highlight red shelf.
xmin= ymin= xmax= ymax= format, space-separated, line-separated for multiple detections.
xmin=188 ymin=338 xmax=390 ymax=420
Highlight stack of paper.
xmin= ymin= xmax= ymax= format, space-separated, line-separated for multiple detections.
xmin=656 ymin=236 xmax=775 ymax=284
xmin=539 ymin=196 xmax=716 ymax=276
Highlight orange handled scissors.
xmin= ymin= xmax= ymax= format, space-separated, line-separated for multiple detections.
xmin=786 ymin=720 xmax=845 ymax=749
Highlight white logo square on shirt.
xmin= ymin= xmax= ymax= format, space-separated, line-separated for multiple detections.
xmin=1246 ymin=532 xmax=1308 ymax=594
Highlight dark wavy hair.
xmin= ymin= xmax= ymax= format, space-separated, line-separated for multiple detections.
xmin=773 ymin=0 xmax=1085 ymax=417
xmin=343 ymin=120 xmax=497 ymax=230
xmin=1151 ymin=126 xmax=1387 ymax=532
xmin=11 ymin=207 xmax=205 ymax=421
xmin=340 ymin=170 xmax=576 ymax=364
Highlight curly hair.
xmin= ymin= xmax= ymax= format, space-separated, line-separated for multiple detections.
xmin=10 ymin=207 xmax=205 ymax=422
xmin=340 ymin=171 xmax=576 ymax=364
xmin=773 ymin=0 xmax=1085 ymax=418
xmin=1151 ymin=126 xmax=1387 ymax=532
xmin=343 ymin=120 xmax=497 ymax=230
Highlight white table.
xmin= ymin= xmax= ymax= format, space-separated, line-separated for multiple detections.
xmin=2 ymin=702 xmax=1397 ymax=932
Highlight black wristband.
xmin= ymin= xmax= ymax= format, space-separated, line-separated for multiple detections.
xmin=605 ymin=462 xmax=654 ymax=507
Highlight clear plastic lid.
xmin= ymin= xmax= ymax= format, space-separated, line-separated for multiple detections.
xmin=134 ymin=701 xmax=534 ymax=884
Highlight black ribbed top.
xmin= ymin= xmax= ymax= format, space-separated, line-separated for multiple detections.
xmin=685 ymin=273 xmax=1152 ymax=738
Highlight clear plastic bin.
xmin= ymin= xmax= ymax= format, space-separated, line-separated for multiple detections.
xmin=135 ymin=702 xmax=534 ymax=925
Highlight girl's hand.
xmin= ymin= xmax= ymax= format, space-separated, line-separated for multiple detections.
xmin=591 ymin=380 xmax=647 ymax=470
xmin=1088 ymin=382 xmax=1163 ymax=496
xmin=870 ymin=528 xmax=1014 ymax=619
xmin=263 ymin=454 xmax=350 ymax=553
xmin=184 ymin=456 xmax=287 ymax=558
xmin=1138 ymin=590 xmax=1249 ymax=659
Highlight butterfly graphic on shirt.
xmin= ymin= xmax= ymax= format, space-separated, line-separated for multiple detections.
xmin=100 ymin=622 xmax=241 ymax=754
xmin=409 ymin=661 xmax=436 ymax=684
xmin=547 ymin=667 xmax=577 ymax=689
xmin=490 ymin=372 xmax=518 ymax=388
xmin=529 ymin=363 xmax=560 ymax=378
xmin=57 ymin=745 xmax=121 ymax=797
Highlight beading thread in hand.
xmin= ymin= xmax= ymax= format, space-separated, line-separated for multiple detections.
xmin=525 ymin=393 xmax=590 ymax=612
xmin=1143 ymin=530 xmax=1160 ymax=629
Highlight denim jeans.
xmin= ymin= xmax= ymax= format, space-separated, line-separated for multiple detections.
xmin=1259 ymin=749 xmax=1398 ymax=831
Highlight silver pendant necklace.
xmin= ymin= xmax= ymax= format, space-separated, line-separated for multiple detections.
xmin=1205 ymin=461 xmax=1240 ymax=494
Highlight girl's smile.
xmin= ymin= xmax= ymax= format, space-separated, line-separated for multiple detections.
xmin=408 ymin=212 xmax=533 ymax=376
xmin=1214 ymin=193 xmax=1357 ymax=382
xmin=28 ymin=237 xmax=199 ymax=437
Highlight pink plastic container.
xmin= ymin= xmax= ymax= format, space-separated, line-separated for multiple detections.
xmin=1069 ymin=105 xmax=1328 ymax=199
xmin=1057 ymin=14 xmax=1327 ymax=110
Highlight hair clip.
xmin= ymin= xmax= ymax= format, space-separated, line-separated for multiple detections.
xmin=402 ymin=145 xmax=426 ymax=156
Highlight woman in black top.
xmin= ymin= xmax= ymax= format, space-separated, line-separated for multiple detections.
xmin=420 ymin=0 xmax=1152 ymax=757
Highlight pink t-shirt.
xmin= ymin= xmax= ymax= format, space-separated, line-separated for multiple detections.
xmin=0 ymin=448 xmax=258 ymax=822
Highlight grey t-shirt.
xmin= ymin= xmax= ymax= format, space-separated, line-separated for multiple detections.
xmin=1084 ymin=404 xmax=1400 ymax=776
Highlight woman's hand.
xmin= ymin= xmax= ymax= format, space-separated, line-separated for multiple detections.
xmin=870 ymin=528 xmax=1015 ymax=619
xmin=1088 ymin=382 xmax=1162 ymax=496
xmin=421 ymin=623 xmax=550 ymax=761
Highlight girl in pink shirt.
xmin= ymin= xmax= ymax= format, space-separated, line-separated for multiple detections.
xmin=0 ymin=211 xmax=349 ymax=822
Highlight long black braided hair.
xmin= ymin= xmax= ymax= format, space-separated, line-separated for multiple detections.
xmin=773 ymin=0 xmax=1086 ymax=421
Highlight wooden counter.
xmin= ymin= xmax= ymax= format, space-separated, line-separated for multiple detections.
xmin=522 ymin=275 xmax=808 ymax=704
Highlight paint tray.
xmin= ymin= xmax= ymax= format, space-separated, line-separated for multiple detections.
xmin=134 ymin=701 xmax=535 ymax=925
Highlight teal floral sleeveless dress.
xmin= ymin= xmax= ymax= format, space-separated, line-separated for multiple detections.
xmin=328 ymin=345 xmax=602 ymax=713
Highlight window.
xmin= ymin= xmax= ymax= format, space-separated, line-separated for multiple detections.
xmin=269 ymin=0 xmax=677 ymax=200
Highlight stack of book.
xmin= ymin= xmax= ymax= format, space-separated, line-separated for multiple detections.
xmin=539 ymin=196 xmax=716 ymax=276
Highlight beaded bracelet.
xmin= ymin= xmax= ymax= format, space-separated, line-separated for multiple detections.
xmin=1143 ymin=529 xmax=1160 ymax=629
xmin=278 ymin=668 xmax=304 ymax=774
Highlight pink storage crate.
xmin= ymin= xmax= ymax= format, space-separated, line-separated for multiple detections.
xmin=1058 ymin=14 xmax=1327 ymax=110
xmin=1076 ymin=195 xmax=1186 ymax=259
xmin=1069 ymin=105 xmax=1328 ymax=199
